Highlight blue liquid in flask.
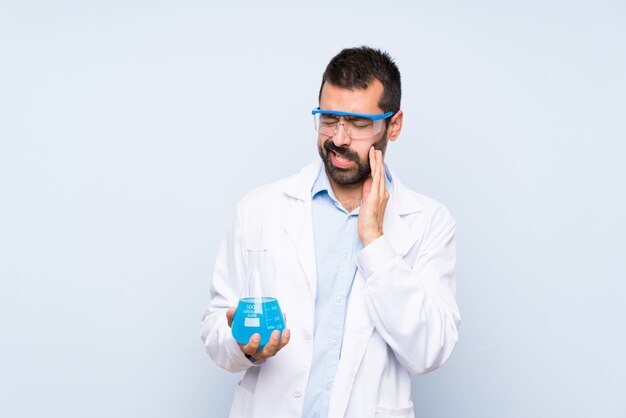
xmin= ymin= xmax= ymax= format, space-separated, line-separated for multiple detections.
xmin=232 ymin=297 xmax=285 ymax=349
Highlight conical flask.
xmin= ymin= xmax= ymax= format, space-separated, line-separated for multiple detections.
xmin=232 ymin=249 xmax=285 ymax=349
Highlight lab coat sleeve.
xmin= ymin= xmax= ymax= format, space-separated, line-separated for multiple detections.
xmin=356 ymin=206 xmax=460 ymax=375
xmin=200 ymin=204 xmax=257 ymax=372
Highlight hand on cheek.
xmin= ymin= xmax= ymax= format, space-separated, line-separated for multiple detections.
xmin=358 ymin=146 xmax=389 ymax=246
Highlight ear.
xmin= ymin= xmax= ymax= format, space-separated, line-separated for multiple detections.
xmin=387 ymin=110 xmax=403 ymax=142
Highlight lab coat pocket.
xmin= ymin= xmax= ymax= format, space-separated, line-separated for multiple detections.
xmin=228 ymin=382 xmax=254 ymax=418
xmin=374 ymin=402 xmax=415 ymax=418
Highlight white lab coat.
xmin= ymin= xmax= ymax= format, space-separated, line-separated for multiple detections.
xmin=201 ymin=160 xmax=460 ymax=418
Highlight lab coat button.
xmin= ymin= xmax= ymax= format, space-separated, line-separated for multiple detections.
xmin=336 ymin=296 xmax=344 ymax=304
xmin=331 ymin=339 xmax=338 ymax=347
xmin=291 ymin=388 xmax=303 ymax=398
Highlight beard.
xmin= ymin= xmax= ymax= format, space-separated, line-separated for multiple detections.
xmin=318 ymin=133 xmax=388 ymax=186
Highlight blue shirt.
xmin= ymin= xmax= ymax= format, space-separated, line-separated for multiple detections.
xmin=302 ymin=167 xmax=392 ymax=418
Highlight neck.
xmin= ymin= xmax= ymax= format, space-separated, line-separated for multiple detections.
xmin=329 ymin=178 xmax=363 ymax=212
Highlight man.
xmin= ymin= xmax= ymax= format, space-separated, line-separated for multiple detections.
xmin=201 ymin=46 xmax=460 ymax=418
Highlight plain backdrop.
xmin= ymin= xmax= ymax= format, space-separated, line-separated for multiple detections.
xmin=1 ymin=1 xmax=625 ymax=417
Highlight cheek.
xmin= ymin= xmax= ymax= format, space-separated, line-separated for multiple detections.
xmin=353 ymin=144 xmax=372 ymax=162
xmin=317 ymin=137 xmax=326 ymax=153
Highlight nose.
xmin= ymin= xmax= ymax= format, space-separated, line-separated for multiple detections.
xmin=332 ymin=122 xmax=351 ymax=147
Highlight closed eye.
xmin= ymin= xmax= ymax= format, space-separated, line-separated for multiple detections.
xmin=346 ymin=117 xmax=373 ymax=129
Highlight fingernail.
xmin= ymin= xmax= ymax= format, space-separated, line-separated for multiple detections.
xmin=284 ymin=329 xmax=290 ymax=339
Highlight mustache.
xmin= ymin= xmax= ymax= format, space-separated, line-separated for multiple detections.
xmin=323 ymin=140 xmax=360 ymax=161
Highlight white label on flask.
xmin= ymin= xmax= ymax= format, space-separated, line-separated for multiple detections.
xmin=245 ymin=317 xmax=260 ymax=327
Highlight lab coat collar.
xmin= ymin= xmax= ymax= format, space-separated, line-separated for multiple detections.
xmin=281 ymin=159 xmax=424 ymax=303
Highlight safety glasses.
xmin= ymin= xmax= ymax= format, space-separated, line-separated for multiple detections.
xmin=312 ymin=108 xmax=394 ymax=139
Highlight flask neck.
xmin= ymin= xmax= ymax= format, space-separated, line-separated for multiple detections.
xmin=243 ymin=249 xmax=274 ymax=299
xmin=247 ymin=249 xmax=266 ymax=273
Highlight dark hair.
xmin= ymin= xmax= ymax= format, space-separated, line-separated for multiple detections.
xmin=319 ymin=46 xmax=401 ymax=114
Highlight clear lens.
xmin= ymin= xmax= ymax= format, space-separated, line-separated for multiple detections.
xmin=314 ymin=113 xmax=385 ymax=139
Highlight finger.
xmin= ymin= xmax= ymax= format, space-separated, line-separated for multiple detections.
xmin=376 ymin=150 xmax=385 ymax=198
xmin=367 ymin=147 xmax=376 ymax=194
xmin=362 ymin=176 xmax=373 ymax=201
xmin=275 ymin=328 xmax=291 ymax=353
xmin=377 ymin=150 xmax=386 ymax=193
xmin=242 ymin=333 xmax=261 ymax=355
xmin=259 ymin=330 xmax=281 ymax=358
xmin=226 ymin=307 xmax=236 ymax=328
xmin=369 ymin=146 xmax=377 ymax=180
xmin=372 ymin=150 xmax=382 ymax=188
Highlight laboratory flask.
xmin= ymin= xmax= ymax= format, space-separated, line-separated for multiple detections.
xmin=231 ymin=249 xmax=285 ymax=349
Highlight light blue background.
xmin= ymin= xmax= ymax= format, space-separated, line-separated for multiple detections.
xmin=1 ymin=1 xmax=625 ymax=417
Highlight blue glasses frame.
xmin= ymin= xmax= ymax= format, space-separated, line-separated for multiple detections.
xmin=311 ymin=107 xmax=394 ymax=120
